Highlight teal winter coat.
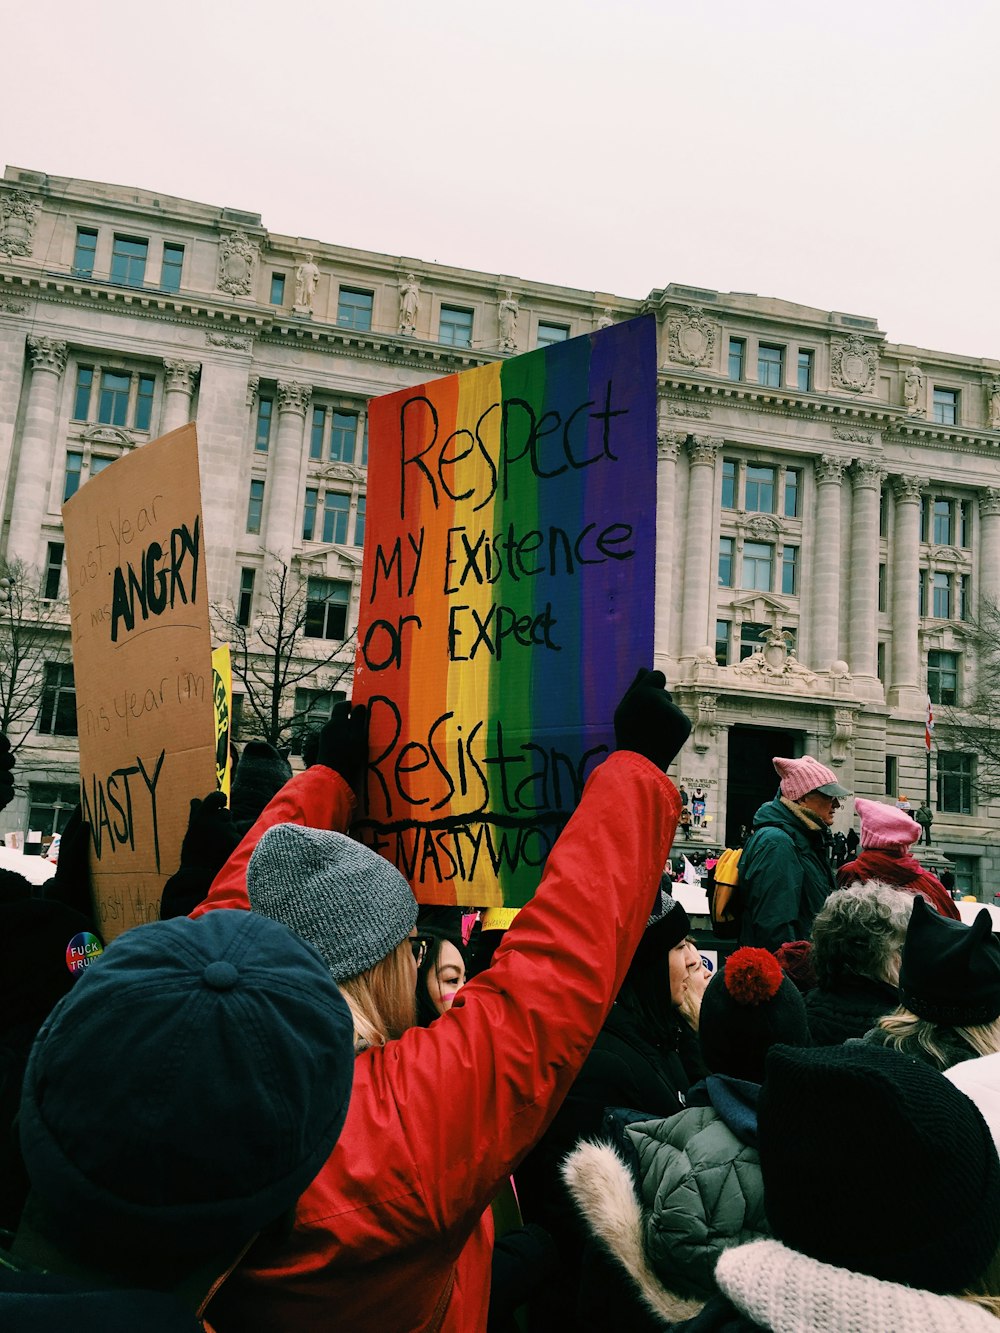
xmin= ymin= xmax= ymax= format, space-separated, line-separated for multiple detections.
xmin=739 ymin=797 xmax=837 ymax=951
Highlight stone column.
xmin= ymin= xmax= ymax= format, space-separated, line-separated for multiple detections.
xmin=889 ymin=475 xmax=926 ymax=707
xmin=680 ymin=435 xmax=721 ymax=658
xmin=810 ymin=455 xmax=847 ymax=671
xmin=264 ymin=380 xmax=311 ymax=561
xmin=978 ymin=488 xmax=1000 ymax=610
xmin=161 ymin=360 xmax=201 ymax=434
xmin=655 ymin=429 xmax=684 ymax=664
xmin=7 ymin=336 xmax=68 ymax=567
xmin=848 ymin=459 xmax=885 ymax=678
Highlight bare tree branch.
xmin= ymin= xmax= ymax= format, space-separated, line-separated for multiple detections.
xmin=941 ymin=597 xmax=1000 ymax=799
xmin=0 ymin=558 xmax=71 ymax=751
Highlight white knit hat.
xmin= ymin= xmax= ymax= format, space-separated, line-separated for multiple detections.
xmin=247 ymin=824 xmax=417 ymax=981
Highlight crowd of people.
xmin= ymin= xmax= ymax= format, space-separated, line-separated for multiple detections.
xmin=3 ymin=689 xmax=1000 ymax=1332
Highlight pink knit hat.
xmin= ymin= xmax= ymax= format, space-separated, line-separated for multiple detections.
xmin=855 ymin=796 xmax=921 ymax=851
xmin=772 ymin=755 xmax=850 ymax=802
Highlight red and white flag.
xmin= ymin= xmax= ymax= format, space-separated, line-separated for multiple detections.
xmin=925 ymin=696 xmax=935 ymax=752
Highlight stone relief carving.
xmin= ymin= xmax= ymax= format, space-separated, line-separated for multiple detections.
xmin=832 ymin=427 xmax=873 ymax=444
xmin=903 ymin=362 xmax=924 ymax=415
xmin=815 ymin=454 xmax=848 ymax=484
xmin=398 ymin=274 xmax=420 ymax=335
xmin=986 ymin=380 xmax=1000 ymax=430
xmin=979 ymin=488 xmax=1000 ymax=518
xmin=276 ymin=380 xmax=312 ymax=415
xmin=0 ymin=191 xmax=38 ymax=257
xmin=829 ymin=708 xmax=855 ymax=765
xmin=849 ymin=459 xmax=886 ymax=490
xmin=319 ymin=462 xmax=364 ymax=484
xmin=596 ymin=308 xmax=614 ymax=330
xmin=246 ymin=374 xmax=260 ymax=408
xmin=217 ymin=231 xmax=257 ymax=296
xmin=666 ymin=307 xmax=718 ymax=368
xmin=206 ymin=333 xmax=251 ymax=350
xmin=892 ymin=474 xmax=927 ymax=504
xmin=163 ymin=360 xmax=201 ymax=394
xmin=83 ymin=424 xmax=135 ymax=449
xmin=27 ymin=336 xmax=67 ymax=376
xmin=657 ymin=430 xmax=685 ymax=460
xmin=0 ymin=299 xmax=28 ymax=314
xmin=497 ymin=291 xmax=518 ymax=352
xmin=739 ymin=513 xmax=782 ymax=540
xmin=692 ymin=693 xmax=718 ymax=754
xmin=294 ymin=254 xmax=320 ymax=313
xmin=733 ymin=628 xmax=819 ymax=691
xmin=688 ymin=434 xmax=723 ymax=465
xmin=672 ymin=404 xmax=712 ymax=419
xmin=830 ymin=335 xmax=878 ymax=394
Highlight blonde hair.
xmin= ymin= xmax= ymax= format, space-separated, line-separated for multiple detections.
xmin=876 ymin=1008 xmax=1000 ymax=1070
xmin=961 ymin=1241 xmax=1000 ymax=1315
xmin=338 ymin=938 xmax=416 ymax=1052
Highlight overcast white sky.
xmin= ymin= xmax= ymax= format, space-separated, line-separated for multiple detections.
xmin=5 ymin=0 xmax=999 ymax=357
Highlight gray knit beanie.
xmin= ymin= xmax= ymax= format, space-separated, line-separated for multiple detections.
xmin=247 ymin=824 xmax=417 ymax=981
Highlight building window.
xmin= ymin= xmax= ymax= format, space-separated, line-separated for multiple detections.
xmin=161 ymin=243 xmax=184 ymax=293
xmin=97 ymin=371 xmax=129 ymax=427
xmin=237 ymin=567 xmax=255 ymax=628
xmin=783 ymin=469 xmax=799 ymax=518
xmin=932 ymin=571 xmax=952 ymax=619
xmin=950 ymin=854 xmax=978 ymax=898
xmin=715 ymin=620 xmax=731 ymax=666
xmin=73 ymin=227 xmax=97 ymax=278
xmin=305 ymin=577 xmax=350 ymax=640
xmin=721 ymin=460 xmax=736 ymax=509
xmin=878 ymin=562 xmax=887 ymax=612
xmin=740 ymin=623 xmax=768 ymax=661
xmin=781 ymin=545 xmax=799 ymax=595
xmin=354 ymin=495 xmax=366 ymax=546
xmin=961 ymin=499 xmax=973 ymax=548
xmin=439 ymin=306 xmax=473 ymax=348
xmin=270 ymin=273 xmax=286 ymax=305
xmin=877 ymin=641 xmax=886 ymax=682
xmin=879 ymin=489 xmax=888 ymax=537
xmin=727 ymin=337 xmax=745 ymax=381
xmin=361 ymin=412 xmax=369 ymax=466
xmin=322 ymin=492 xmax=351 ymax=544
xmin=63 ymin=452 xmax=83 ymax=501
xmin=933 ymin=498 xmax=953 ymax=546
xmin=255 ymin=397 xmax=273 ymax=452
xmin=290 ymin=688 xmax=347 ymax=755
xmin=230 ymin=692 xmax=243 ymax=742
xmin=919 ymin=496 xmax=930 ymax=544
xmin=73 ymin=367 xmax=93 ymax=421
xmin=928 ymin=650 xmax=958 ymax=706
xmin=28 ymin=782 xmax=79 ymax=837
xmin=337 ymin=287 xmax=374 ymax=331
xmin=110 ymin=234 xmax=148 ymax=287
xmin=961 ymin=573 xmax=972 ymax=621
xmin=537 ymin=322 xmax=570 ymax=347
xmin=885 ymin=754 xmax=897 ymax=796
xmin=796 ymin=349 xmax=814 ymax=392
xmin=330 ymin=410 xmax=358 ymax=463
xmin=918 ymin=568 xmax=928 ymax=616
xmin=745 ymin=465 xmax=775 ymax=513
xmin=44 ymin=542 xmax=64 ymax=600
xmin=742 ymin=542 xmax=773 ymax=591
xmin=933 ymin=387 xmax=958 ymax=426
xmin=302 ymin=487 xmax=318 ymax=542
xmin=38 ymin=663 xmax=77 ymax=736
xmin=310 ymin=407 xmax=325 ymax=461
xmin=246 ymin=479 xmax=265 ymax=535
xmin=90 ymin=456 xmax=114 ymax=478
xmin=718 ymin=536 xmax=734 ymax=588
xmin=135 ymin=374 xmax=154 ymax=431
xmin=757 ymin=344 xmax=784 ymax=388
xmin=937 ymin=751 xmax=973 ymax=814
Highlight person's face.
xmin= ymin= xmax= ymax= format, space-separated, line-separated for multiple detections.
xmin=799 ymin=790 xmax=840 ymax=826
xmin=668 ymin=937 xmax=703 ymax=1006
xmin=426 ymin=939 xmax=466 ymax=1015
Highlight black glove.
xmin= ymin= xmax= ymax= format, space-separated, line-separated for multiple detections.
xmin=613 ymin=668 xmax=692 ymax=772
xmin=178 ymin=791 xmax=241 ymax=871
xmin=41 ymin=806 xmax=95 ymax=920
xmin=316 ymin=701 xmax=368 ymax=787
xmin=0 ymin=734 xmax=14 ymax=815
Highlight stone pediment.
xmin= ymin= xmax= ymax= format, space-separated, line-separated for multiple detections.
xmin=82 ymin=423 xmax=135 ymax=449
xmin=317 ymin=462 xmax=364 ymax=484
xmin=735 ymin=512 xmax=783 ymax=540
xmin=927 ymin=545 xmax=968 ymax=567
xmin=295 ymin=544 xmax=364 ymax=572
xmin=726 ymin=591 xmax=790 ymax=620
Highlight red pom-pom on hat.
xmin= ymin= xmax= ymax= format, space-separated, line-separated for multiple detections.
xmin=725 ymin=947 xmax=784 ymax=1006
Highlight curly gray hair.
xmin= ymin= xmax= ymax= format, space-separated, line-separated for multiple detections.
xmin=811 ymin=881 xmax=914 ymax=988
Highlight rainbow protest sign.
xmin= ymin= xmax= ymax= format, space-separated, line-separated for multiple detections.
xmin=353 ymin=314 xmax=657 ymax=906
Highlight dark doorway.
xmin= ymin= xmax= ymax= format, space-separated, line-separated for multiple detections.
xmin=726 ymin=726 xmax=802 ymax=846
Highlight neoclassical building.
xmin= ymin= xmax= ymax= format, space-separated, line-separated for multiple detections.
xmin=1 ymin=166 xmax=999 ymax=894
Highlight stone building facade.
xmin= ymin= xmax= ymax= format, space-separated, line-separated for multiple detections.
xmin=1 ymin=166 xmax=998 ymax=895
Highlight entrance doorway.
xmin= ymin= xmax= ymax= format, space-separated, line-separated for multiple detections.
xmin=726 ymin=726 xmax=802 ymax=846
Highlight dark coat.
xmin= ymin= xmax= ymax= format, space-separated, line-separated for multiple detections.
xmin=805 ymin=975 xmax=900 ymax=1046
xmin=739 ymin=798 xmax=837 ymax=952
xmin=0 ymin=1260 xmax=202 ymax=1333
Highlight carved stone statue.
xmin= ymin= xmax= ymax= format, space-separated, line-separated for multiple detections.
xmin=498 ymin=290 xmax=518 ymax=351
xmin=987 ymin=380 xmax=1000 ymax=430
xmin=596 ymin=308 xmax=614 ymax=330
xmin=294 ymin=253 xmax=319 ymax=312
xmin=904 ymin=363 xmax=923 ymax=415
xmin=399 ymin=274 xmax=420 ymax=335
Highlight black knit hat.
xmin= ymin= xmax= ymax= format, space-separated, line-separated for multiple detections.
xmin=899 ymin=895 xmax=1000 ymax=1026
xmin=759 ymin=1042 xmax=1000 ymax=1294
xmin=699 ymin=947 xmax=810 ymax=1082
xmin=19 ymin=910 xmax=354 ymax=1268
xmin=229 ymin=740 xmax=292 ymax=827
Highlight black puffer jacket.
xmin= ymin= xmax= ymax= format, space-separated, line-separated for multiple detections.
xmin=806 ymin=976 xmax=899 ymax=1046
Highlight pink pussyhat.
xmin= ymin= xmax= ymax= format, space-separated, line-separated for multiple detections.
xmin=772 ymin=755 xmax=851 ymax=803
xmin=855 ymin=796 xmax=921 ymax=851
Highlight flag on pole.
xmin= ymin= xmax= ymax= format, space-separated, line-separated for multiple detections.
xmin=925 ymin=696 xmax=935 ymax=752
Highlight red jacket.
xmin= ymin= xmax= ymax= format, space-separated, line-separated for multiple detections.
xmin=196 ymin=752 xmax=679 ymax=1332
xmin=837 ymin=847 xmax=960 ymax=920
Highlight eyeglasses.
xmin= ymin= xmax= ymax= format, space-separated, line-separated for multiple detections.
xmin=410 ymin=934 xmax=433 ymax=967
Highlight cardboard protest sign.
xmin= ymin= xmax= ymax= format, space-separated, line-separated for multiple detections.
xmin=212 ymin=644 xmax=233 ymax=799
xmin=353 ymin=315 xmax=657 ymax=906
xmin=63 ymin=424 xmax=215 ymax=938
